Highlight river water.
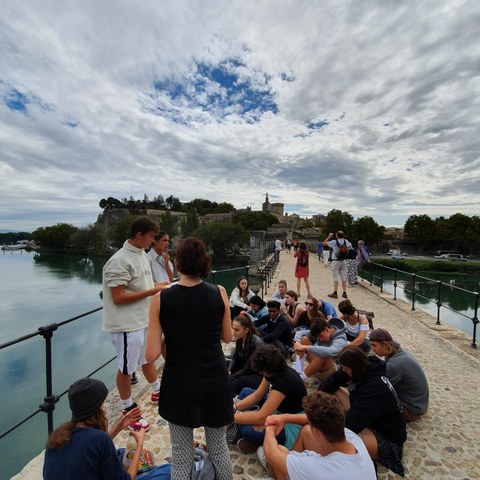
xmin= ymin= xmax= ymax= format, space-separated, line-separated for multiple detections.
xmin=1 ymin=250 xmax=478 ymax=478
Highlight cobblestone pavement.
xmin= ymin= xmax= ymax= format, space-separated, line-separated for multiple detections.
xmin=13 ymin=251 xmax=480 ymax=479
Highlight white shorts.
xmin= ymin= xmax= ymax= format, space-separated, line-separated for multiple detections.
xmin=110 ymin=329 xmax=148 ymax=375
xmin=331 ymin=260 xmax=347 ymax=281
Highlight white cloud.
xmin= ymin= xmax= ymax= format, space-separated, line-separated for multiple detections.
xmin=0 ymin=0 xmax=479 ymax=231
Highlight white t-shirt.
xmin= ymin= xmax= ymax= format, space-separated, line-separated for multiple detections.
xmin=326 ymin=238 xmax=352 ymax=260
xmin=147 ymin=248 xmax=174 ymax=282
xmin=286 ymin=428 xmax=376 ymax=480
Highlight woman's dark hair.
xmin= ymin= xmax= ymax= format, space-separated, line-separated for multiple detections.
xmin=233 ymin=314 xmax=258 ymax=355
xmin=338 ymin=345 xmax=371 ymax=383
xmin=250 ymin=343 xmax=286 ymax=376
xmin=299 ymin=241 xmax=307 ymax=251
xmin=175 ymin=237 xmax=211 ymax=278
xmin=338 ymin=299 xmax=356 ymax=316
xmin=285 ymin=290 xmax=298 ymax=301
xmin=305 ymin=296 xmax=320 ymax=320
xmin=129 ymin=216 xmax=159 ymax=239
xmin=236 ymin=275 xmax=250 ymax=295
xmin=46 ymin=409 xmax=108 ymax=449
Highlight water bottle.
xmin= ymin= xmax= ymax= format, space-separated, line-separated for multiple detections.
xmin=123 ymin=422 xmax=141 ymax=467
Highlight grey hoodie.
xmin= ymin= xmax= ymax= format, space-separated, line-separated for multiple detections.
xmin=294 ymin=318 xmax=348 ymax=358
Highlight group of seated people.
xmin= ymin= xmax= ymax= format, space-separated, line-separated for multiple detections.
xmin=226 ymin=276 xmax=429 ymax=478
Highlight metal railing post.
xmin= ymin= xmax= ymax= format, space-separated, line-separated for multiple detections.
xmin=411 ymin=274 xmax=416 ymax=311
xmin=38 ymin=323 xmax=59 ymax=435
xmin=393 ymin=269 xmax=398 ymax=300
xmin=379 ymin=265 xmax=384 ymax=293
xmin=210 ymin=270 xmax=217 ymax=285
xmin=435 ymin=281 xmax=442 ymax=325
xmin=471 ymin=292 xmax=479 ymax=349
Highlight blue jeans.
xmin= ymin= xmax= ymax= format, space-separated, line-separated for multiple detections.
xmin=236 ymin=387 xmax=286 ymax=445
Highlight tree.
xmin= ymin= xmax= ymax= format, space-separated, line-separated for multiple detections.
xmin=233 ymin=211 xmax=279 ymax=231
xmin=108 ymin=215 xmax=136 ymax=248
xmin=32 ymin=223 xmax=79 ymax=249
xmin=180 ymin=209 xmax=199 ymax=238
xmin=214 ymin=202 xmax=235 ymax=213
xmin=158 ymin=211 xmax=177 ymax=236
xmin=193 ymin=221 xmax=247 ymax=259
xmin=164 ymin=195 xmax=183 ymax=211
xmin=351 ymin=216 xmax=385 ymax=250
xmin=323 ymin=210 xmax=354 ymax=238
xmin=184 ymin=198 xmax=218 ymax=215
xmin=404 ymin=214 xmax=436 ymax=253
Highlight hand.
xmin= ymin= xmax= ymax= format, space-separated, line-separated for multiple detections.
xmin=154 ymin=281 xmax=171 ymax=291
xmin=118 ymin=406 xmax=142 ymax=430
xmin=130 ymin=428 xmax=146 ymax=448
xmin=163 ymin=252 xmax=170 ymax=263
xmin=293 ymin=343 xmax=307 ymax=356
xmin=265 ymin=415 xmax=286 ymax=436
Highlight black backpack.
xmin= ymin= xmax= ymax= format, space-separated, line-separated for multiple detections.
xmin=298 ymin=252 xmax=308 ymax=267
xmin=336 ymin=240 xmax=348 ymax=260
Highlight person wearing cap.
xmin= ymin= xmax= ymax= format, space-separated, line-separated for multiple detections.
xmin=43 ymin=377 xmax=149 ymax=480
xmin=243 ymin=295 xmax=268 ymax=322
xmin=369 ymin=328 xmax=429 ymax=422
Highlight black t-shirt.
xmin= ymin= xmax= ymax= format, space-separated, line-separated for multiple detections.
xmin=270 ymin=366 xmax=307 ymax=413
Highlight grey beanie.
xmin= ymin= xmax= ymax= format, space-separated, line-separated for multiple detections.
xmin=68 ymin=378 xmax=108 ymax=422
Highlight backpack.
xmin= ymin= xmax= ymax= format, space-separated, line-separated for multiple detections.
xmin=298 ymin=252 xmax=308 ymax=267
xmin=335 ymin=240 xmax=348 ymax=260
xmin=347 ymin=248 xmax=357 ymax=260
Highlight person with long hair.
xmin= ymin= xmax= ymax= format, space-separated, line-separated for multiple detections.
xmin=337 ymin=299 xmax=371 ymax=352
xmin=293 ymin=242 xmax=312 ymax=297
xmin=146 ymin=237 xmax=233 ymax=480
xmin=369 ymin=328 xmax=429 ymax=422
xmin=296 ymin=296 xmax=322 ymax=330
xmin=43 ymin=377 xmax=150 ymax=480
xmin=281 ymin=290 xmax=306 ymax=328
xmin=229 ymin=276 xmax=255 ymax=317
xmin=318 ymin=345 xmax=406 ymax=476
xmin=230 ymin=314 xmax=264 ymax=395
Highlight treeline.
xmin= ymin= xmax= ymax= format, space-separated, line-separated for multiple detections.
xmin=99 ymin=195 xmax=236 ymax=215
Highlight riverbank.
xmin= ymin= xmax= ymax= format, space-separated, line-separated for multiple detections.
xmin=13 ymin=250 xmax=480 ymax=479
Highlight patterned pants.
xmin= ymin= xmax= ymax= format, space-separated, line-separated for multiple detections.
xmin=169 ymin=422 xmax=232 ymax=480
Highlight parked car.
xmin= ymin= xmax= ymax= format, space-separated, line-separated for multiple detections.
xmin=391 ymin=252 xmax=404 ymax=259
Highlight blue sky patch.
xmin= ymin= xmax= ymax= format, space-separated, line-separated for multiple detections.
xmin=4 ymin=88 xmax=29 ymax=112
xmin=148 ymin=58 xmax=278 ymax=124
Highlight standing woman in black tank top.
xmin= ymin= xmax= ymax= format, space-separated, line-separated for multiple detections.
xmin=146 ymin=237 xmax=233 ymax=480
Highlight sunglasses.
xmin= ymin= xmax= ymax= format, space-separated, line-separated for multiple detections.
xmin=305 ymin=302 xmax=314 ymax=306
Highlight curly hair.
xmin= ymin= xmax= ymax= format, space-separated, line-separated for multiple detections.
xmin=174 ymin=237 xmax=211 ymax=278
xmin=250 ymin=343 xmax=286 ymax=376
xmin=303 ymin=391 xmax=346 ymax=443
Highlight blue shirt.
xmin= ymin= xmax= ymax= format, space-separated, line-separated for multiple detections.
xmin=319 ymin=300 xmax=337 ymax=318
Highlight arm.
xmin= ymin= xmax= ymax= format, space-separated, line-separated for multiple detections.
xmin=265 ymin=413 xmax=308 ymax=435
xmin=323 ymin=234 xmax=334 ymax=247
xmin=164 ymin=254 xmax=174 ymax=282
xmin=318 ymin=369 xmax=350 ymax=394
xmin=126 ymin=429 xmax=146 ymax=480
xmin=234 ymin=378 xmax=270 ymax=414
xmin=145 ymin=294 xmax=163 ymax=363
xmin=108 ymin=406 xmax=141 ymax=438
xmin=218 ymin=285 xmax=233 ymax=343
xmin=229 ymin=288 xmax=248 ymax=309
xmin=350 ymin=318 xmax=369 ymax=346
xmin=110 ymin=283 xmax=165 ymax=305
xmin=289 ymin=304 xmax=306 ymax=327
xmin=307 ymin=336 xmax=348 ymax=358
xmin=263 ymin=425 xmax=289 ymax=479
xmin=234 ymin=388 xmax=286 ymax=426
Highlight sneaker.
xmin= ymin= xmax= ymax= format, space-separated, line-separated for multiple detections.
xmin=342 ymin=292 xmax=348 ymax=298
xmin=257 ymin=446 xmax=267 ymax=470
xmin=130 ymin=372 xmax=138 ymax=385
xmin=128 ymin=417 xmax=150 ymax=432
xmin=327 ymin=292 xmax=338 ymax=299
xmin=237 ymin=438 xmax=259 ymax=454
xmin=151 ymin=390 xmax=160 ymax=405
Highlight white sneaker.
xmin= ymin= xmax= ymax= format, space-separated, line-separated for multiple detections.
xmin=257 ymin=446 xmax=268 ymax=470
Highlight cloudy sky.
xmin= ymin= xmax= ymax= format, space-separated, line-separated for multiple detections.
xmin=1 ymin=0 xmax=479 ymax=232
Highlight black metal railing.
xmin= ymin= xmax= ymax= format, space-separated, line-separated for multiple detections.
xmin=0 ymin=260 xmax=279 ymax=445
xmin=359 ymin=262 xmax=479 ymax=348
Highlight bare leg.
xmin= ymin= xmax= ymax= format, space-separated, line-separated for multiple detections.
xmin=304 ymin=355 xmax=334 ymax=377
xmin=116 ymin=370 xmax=131 ymax=400
xmin=304 ymin=278 xmax=312 ymax=297
xmin=357 ymin=428 xmax=379 ymax=460
xmin=333 ymin=280 xmax=339 ymax=292
xmin=341 ymin=279 xmax=347 ymax=293
xmin=296 ymin=278 xmax=301 ymax=297
xmin=141 ymin=362 xmax=158 ymax=383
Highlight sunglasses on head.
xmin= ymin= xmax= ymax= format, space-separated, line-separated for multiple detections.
xmin=305 ymin=302 xmax=314 ymax=306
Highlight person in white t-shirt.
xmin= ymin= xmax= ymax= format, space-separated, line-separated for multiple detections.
xmin=147 ymin=231 xmax=174 ymax=283
xmin=263 ymin=391 xmax=376 ymax=480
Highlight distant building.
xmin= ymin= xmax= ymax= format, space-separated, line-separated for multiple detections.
xmin=262 ymin=193 xmax=284 ymax=219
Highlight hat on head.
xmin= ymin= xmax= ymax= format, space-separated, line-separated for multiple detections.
xmin=68 ymin=377 xmax=108 ymax=422
xmin=249 ymin=295 xmax=266 ymax=308
xmin=369 ymin=328 xmax=400 ymax=348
